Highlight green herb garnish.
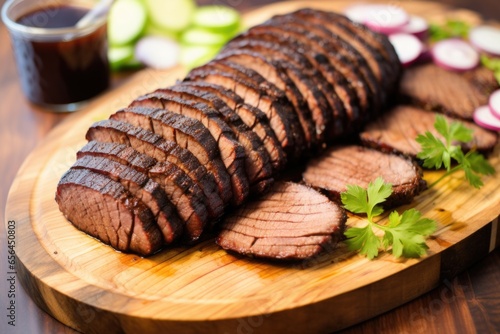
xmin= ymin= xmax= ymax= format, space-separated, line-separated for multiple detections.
xmin=416 ymin=115 xmax=495 ymax=189
xmin=481 ymin=54 xmax=500 ymax=86
xmin=341 ymin=178 xmax=437 ymax=260
xmin=429 ymin=19 xmax=470 ymax=42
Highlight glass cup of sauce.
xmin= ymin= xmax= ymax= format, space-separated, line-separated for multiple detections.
xmin=2 ymin=0 xmax=110 ymax=112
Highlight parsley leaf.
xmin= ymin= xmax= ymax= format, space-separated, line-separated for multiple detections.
xmin=341 ymin=177 xmax=392 ymax=221
xmin=382 ymin=210 xmax=437 ymax=258
xmin=341 ymin=179 xmax=438 ymax=260
xmin=429 ymin=19 xmax=470 ymax=42
xmin=344 ymin=223 xmax=381 ymax=260
xmin=416 ymin=115 xmax=495 ymax=188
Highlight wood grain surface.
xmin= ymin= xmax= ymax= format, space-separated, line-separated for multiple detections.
xmin=1 ymin=1 xmax=500 ymax=333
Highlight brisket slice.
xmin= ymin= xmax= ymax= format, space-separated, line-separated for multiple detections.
xmin=217 ymin=182 xmax=346 ymax=260
xmin=303 ymin=145 xmax=426 ymax=209
xmin=86 ymin=119 xmax=228 ymax=207
xmin=71 ymin=156 xmax=183 ymax=243
xmin=292 ymin=9 xmax=397 ymax=96
xmin=299 ymin=9 xmax=401 ymax=82
xmin=177 ymin=81 xmax=287 ymax=171
xmin=56 ymin=168 xmax=163 ymax=256
xmin=203 ymin=59 xmax=312 ymax=151
xmin=77 ymin=141 xmax=224 ymax=221
xmin=128 ymin=95 xmax=246 ymax=205
xmin=267 ymin=14 xmax=382 ymax=117
xmin=222 ymin=39 xmax=347 ymax=139
xmin=110 ymin=106 xmax=247 ymax=206
xmin=77 ymin=141 xmax=156 ymax=174
xmin=399 ymin=63 xmax=499 ymax=120
xmin=184 ymin=64 xmax=305 ymax=160
xmin=360 ymin=105 xmax=499 ymax=157
xmin=157 ymin=85 xmax=274 ymax=192
xmin=238 ymin=24 xmax=363 ymax=130
xmin=216 ymin=47 xmax=334 ymax=144
xmin=85 ymin=119 xmax=211 ymax=240
xmin=293 ymin=8 xmax=400 ymax=93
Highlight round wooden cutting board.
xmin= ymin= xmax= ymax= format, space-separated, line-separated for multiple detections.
xmin=5 ymin=1 xmax=500 ymax=333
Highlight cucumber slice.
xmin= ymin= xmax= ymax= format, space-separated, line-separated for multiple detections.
xmin=108 ymin=45 xmax=134 ymax=71
xmin=144 ymin=0 xmax=196 ymax=32
xmin=192 ymin=5 xmax=241 ymax=33
xmin=108 ymin=0 xmax=147 ymax=46
xmin=180 ymin=44 xmax=220 ymax=69
xmin=180 ymin=28 xmax=231 ymax=47
xmin=144 ymin=23 xmax=179 ymax=41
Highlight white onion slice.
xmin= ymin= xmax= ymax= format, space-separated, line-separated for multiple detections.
xmin=363 ymin=5 xmax=409 ymax=34
xmin=400 ymin=15 xmax=429 ymax=40
xmin=432 ymin=39 xmax=480 ymax=72
xmin=344 ymin=4 xmax=372 ymax=23
xmin=388 ymin=33 xmax=424 ymax=67
xmin=488 ymin=89 xmax=500 ymax=120
xmin=134 ymin=36 xmax=180 ymax=70
xmin=469 ymin=25 xmax=500 ymax=56
xmin=473 ymin=105 xmax=500 ymax=131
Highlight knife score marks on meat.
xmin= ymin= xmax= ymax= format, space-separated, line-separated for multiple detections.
xmin=55 ymin=8 xmax=407 ymax=257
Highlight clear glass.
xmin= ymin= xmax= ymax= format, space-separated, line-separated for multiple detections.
xmin=2 ymin=0 xmax=110 ymax=112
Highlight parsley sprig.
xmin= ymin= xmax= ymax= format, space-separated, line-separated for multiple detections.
xmin=416 ymin=115 xmax=495 ymax=189
xmin=341 ymin=178 xmax=437 ymax=260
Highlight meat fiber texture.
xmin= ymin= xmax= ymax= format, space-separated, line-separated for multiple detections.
xmin=302 ymin=145 xmax=427 ymax=209
xmin=55 ymin=8 xmax=402 ymax=257
xmin=399 ymin=63 xmax=499 ymax=120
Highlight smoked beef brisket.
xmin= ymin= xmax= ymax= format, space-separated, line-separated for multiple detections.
xmin=399 ymin=63 xmax=499 ymax=120
xmin=360 ymin=105 xmax=499 ymax=157
xmin=303 ymin=145 xmax=426 ymax=208
xmin=55 ymin=8 xmax=410 ymax=257
xmin=217 ymin=182 xmax=346 ymax=260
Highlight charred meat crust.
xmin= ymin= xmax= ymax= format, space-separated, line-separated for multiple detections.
xmin=156 ymin=85 xmax=275 ymax=192
xmin=233 ymin=25 xmax=362 ymax=133
xmin=184 ymin=63 xmax=305 ymax=160
xmin=177 ymin=81 xmax=287 ymax=172
xmin=56 ymin=169 xmax=164 ymax=256
xmin=216 ymin=47 xmax=332 ymax=144
xmin=71 ymin=155 xmax=184 ymax=244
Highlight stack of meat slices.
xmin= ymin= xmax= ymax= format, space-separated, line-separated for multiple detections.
xmin=55 ymin=8 xmax=402 ymax=258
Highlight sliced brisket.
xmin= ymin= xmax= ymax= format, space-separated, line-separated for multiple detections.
xmin=71 ymin=155 xmax=184 ymax=244
xmin=110 ymin=106 xmax=247 ymax=206
xmin=77 ymin=141 xmax=224 ymax=220
xmin=86 ymin=119 xmax=229 ymax=207
xmin=184 ymin=63 xmax=305 ymax=160
xmin=217 ymin=182 xmax=346 ymax=260
xmin=56 ymin=168 xmax=164 ymax=255
xmin=236 ymin=24 xmax=363 ymax=131
xmin=399 ymin=63 xmax=498 ymax=120
xmin=303 ymin=145 xmax=426 ymax=208
xmin=177 ymin=81 xmax=287 ymax=172
xmin=266 ymin=14 xmax=382 ymax=117
xmin=360 ymin=105 xmax=499 ymax=157
xmin=157 ymin=85 xmax=274 ymax=192
xmin=216 ymin=47 xmax=334 ymax=143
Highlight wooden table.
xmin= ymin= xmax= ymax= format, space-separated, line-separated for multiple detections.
xmin=0 ymin=0 xmax=499 ymax=333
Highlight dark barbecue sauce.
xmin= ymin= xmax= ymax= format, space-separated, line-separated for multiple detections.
xmin=13 ymin=5 xmax=110 ymax=107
